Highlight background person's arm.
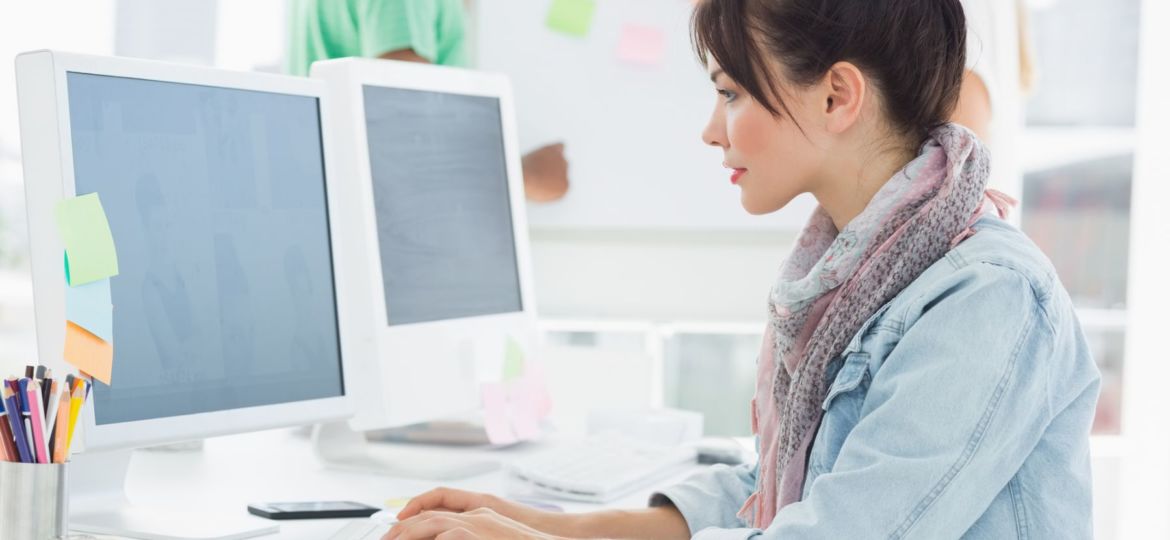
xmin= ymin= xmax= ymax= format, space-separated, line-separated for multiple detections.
xmin=950 ymin=70 xmax=992 ymax=143
xmin=379 ymin=48 xmax=430 ymax=63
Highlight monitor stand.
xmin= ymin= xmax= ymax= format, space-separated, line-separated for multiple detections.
xmin=312 ymin=421 xmax=500 ymax=480
xmin=68 ymin=449 xmax=278 ymax=540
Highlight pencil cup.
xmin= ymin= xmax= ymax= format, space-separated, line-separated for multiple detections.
xmin=0 ymin=460 xmax=68 ymax=539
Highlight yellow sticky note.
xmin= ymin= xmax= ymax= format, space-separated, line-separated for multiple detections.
xmin=385 ymin=497 xmax=412 ymax=509
xmin=64 ymin=321 xmax=113 ymax=385
xmin=546 ymin=0 xmax=596 ymax=38
xmin=55 ymin=193 xmax=119 ymax=286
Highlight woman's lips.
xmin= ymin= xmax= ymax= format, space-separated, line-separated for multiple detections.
xmin=730 ymin=168 xmax=746 ymax=184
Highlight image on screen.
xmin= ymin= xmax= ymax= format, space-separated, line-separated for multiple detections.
xmin=67 ymin=72 xmax=345 ymax=424
xmin=363 ymin=85 xmax=523 ymax=326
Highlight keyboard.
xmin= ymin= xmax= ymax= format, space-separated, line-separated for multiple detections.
xmin=506 ymin=433 xmax=698 ymax=503
xmin=328 ymin=511 xmax=396 ymax=540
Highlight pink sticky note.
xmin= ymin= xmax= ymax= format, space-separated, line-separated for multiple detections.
xmin=522 ymin=361 xmax=554 ymax=419
xmin=617 ymin=24 xmax=666 ymax=66
xmin=482 ymin=383 xmax=517 ymax=445
xmin=510 ymin=380 xmax=542 ymax=440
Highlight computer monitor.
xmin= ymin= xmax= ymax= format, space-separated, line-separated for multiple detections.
xmin=311 ymin=58 xmax=539 ymax=432
xmin=15 ymin=50 xmax=363 ymax=538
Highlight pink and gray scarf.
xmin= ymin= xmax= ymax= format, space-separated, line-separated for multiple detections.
xmin=737 ymin=124 xmax=1015 ymax=528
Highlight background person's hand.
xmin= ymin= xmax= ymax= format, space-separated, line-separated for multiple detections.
xmin=521 ymin=142 xmax=570 ymax=202
xmin=384 ymin=508 xmax=566 ymax=540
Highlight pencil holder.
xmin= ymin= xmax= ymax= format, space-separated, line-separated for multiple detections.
xmin=0 ymin=460 xmax=68 ymax=539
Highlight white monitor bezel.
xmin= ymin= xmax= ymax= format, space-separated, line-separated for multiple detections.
xmin=311 ymin=58 xmax=540 ymax=429
xmin=15 ymin=50 xmax=358 ymax=451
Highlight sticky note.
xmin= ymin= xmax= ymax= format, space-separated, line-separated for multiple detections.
xmin=65 ymin=278 xmax=113 ymax=342
xmin=64 ymin=321 xmax=113 ymax=385
xmin=546 ymin=0 xmax=596 ymax=38
xmin=617 ymin=24 xmax=666 ymax=66
xmin=522 ymin=362 xmax=554 ymax=418
xmin=385 ymin=497 xmax=412 ymax=509
xmin=55 ymin=193 xmax=119 ymax=286
xmin=503 ymin=337 xmax=526 ymax=381
xmin=482 ymin=383 xmax=517 ymax=445
xmin=510 ymin=379 xmax=542 ymax=440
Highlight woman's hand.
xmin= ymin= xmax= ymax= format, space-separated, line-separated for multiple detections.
xmin=390 ymin=487 xmax=692 ymax=540
xmin=395 ymin=488 xmax=574 ymax=537
xmin=383 ymin=508 xmax=566 ymax=540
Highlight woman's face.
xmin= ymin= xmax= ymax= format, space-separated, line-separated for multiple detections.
xmin=702 ymin=58 xmax=827 ymax=215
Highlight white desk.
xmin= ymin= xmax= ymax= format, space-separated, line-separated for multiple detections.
xmin=94 ymin=428 xmax=710 ymax=539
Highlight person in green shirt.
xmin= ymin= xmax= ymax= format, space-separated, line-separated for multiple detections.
xmin=288 ymin=0 xmax=570 ymax=202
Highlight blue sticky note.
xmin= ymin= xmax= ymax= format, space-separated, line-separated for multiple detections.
xmin=65 ymin=278 xmax=113 ymax=343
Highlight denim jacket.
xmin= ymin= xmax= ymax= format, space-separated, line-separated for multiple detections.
xmin=651 ymin=216 xmax=1101 ymax=539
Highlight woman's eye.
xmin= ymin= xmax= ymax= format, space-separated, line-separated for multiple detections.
xmin=717 ymin=88 xmax=737 ymax=102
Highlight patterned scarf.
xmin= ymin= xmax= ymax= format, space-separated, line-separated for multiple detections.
xmin=737 ymin=124 xmax=1014 ymax=528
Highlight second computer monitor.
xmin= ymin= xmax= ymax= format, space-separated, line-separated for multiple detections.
xmin=312 ymin=58 xmax=539 ymax=430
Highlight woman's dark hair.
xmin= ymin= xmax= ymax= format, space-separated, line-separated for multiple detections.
xmin=691 ymin=0 xmax=967 ymax=142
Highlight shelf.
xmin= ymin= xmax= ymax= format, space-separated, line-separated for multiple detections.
xmin=539 ymin=318 xmax=766 ymax=338
xmin=1075 ymin=309 xmax=1129 ymax=332
xmin=1021 ymin=127 xmax=1137 ymax=174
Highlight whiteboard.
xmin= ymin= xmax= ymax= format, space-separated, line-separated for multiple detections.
xmin=477 ymin=0 xmax=816 ymax=231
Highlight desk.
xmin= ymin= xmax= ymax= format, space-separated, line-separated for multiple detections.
xmin=94 ymin=428 xmax=709 ymax=539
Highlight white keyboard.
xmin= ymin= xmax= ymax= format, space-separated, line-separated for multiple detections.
xmin=507 ymin=433 xmax=697 ymax=503
xmin=328 ymin=511 xmax=396 ymax=540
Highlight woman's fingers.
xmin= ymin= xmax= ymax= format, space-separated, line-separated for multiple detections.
xmin=384 ymin=510 xmax=461 ymax=540
xmin=397 ymin=488 xmax=489 ymax=520
xmin=386 ymin=508 xmax=557 ymax=540
xmin=435 ymin=527 xmax=477 ymax=540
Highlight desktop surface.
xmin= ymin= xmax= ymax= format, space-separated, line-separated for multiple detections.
xmin=88 ymin=428 xmax=706 ymax=540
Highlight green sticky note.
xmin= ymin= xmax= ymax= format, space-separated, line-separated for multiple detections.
xmin=55 ymin=193 xmax=119 ymax=286
xmin=546 ymin=0 xmax=596 ymax=38
xmin=503 ymin=337 xmax=526 ymax=381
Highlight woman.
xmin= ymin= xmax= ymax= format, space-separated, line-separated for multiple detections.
xmin=385 ymin=0 xmax=1100 ymax=538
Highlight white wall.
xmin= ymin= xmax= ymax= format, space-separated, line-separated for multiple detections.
xmin=529 ymin=229 xmax=795 ymax=323
xmin=0 ymin=0 xmax=116 ymax=377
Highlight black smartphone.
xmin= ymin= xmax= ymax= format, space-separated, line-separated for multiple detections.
xmin=247 ymin=501 xmax=381 ymax=520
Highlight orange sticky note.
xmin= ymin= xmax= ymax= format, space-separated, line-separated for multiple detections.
xmin=64 ymin=321 xmax=113 ymax=384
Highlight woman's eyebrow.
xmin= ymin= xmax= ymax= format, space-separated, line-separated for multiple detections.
xmin=709 ymin=68 xmax=725 ymax=83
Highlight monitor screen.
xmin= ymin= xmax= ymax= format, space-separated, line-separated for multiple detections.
xmin=66 ymin=72 xmax=345 ymax=425
xmin=363 ymin=85 xmax=523 ymax=326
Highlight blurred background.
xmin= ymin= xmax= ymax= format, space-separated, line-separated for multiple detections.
xmin=0 ymin=1 xmax=1166 ymax=538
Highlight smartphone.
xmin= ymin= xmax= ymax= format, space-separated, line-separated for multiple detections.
xmin=246 ymin=501 xmax=381 ymax=520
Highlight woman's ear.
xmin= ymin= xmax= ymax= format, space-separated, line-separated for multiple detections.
xmin=821 ymin=61 xmax=867 ymax=134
